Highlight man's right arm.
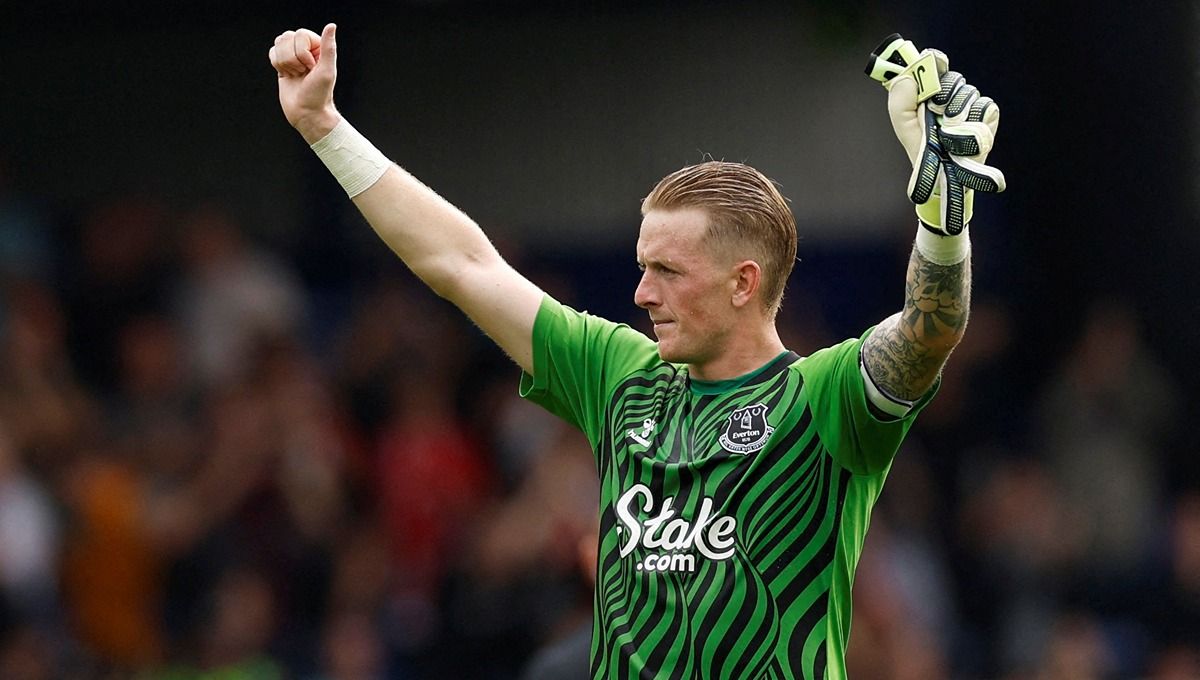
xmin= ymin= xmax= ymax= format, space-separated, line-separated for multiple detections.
xmin=269 ymin=24 xmax=543 ymax=373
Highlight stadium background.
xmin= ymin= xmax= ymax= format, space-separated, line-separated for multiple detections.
xmin=1 ymin=0 xmax=1198 ymax=677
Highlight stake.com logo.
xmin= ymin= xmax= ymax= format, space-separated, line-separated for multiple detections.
xmin=614 ymin=484 xmax=737 ymax=573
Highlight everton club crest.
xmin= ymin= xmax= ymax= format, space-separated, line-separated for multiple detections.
xmin=718 ymin=403 xmax=774 ymax=454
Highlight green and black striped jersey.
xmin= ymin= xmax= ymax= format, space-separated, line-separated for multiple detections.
xmin=520 ymin=297 xmax=936 ymax=680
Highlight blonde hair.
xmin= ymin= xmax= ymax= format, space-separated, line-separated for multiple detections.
xmin=642 ymin=161 xmax=797 ymax=315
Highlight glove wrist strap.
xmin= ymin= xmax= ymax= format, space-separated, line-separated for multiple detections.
xmin=915 ymin=220 xmax=970 ymax=265
xmin=915 ymin=190 xmax=974 ymax=234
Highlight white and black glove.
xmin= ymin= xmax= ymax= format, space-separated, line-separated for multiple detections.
xmin=885 ymin=52 xmax=1006 ymax=235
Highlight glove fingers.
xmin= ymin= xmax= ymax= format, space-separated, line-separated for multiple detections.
xmin=939 ymin=121 xmax=994 ymax=158
xmin=930 ymin=71 xmax=966 ymax=113
xmin=964 ymin=96 xmax=1001 ymax=150
xmin=948 ymin=157 xmax=1006 ymax=194
xmin=939 ymin=130 xmax=981 ymax=157
xmin=944 ymin=83 xmax=979 ymax=119
xmin=967 ymin=96 xmax=996 ymax=124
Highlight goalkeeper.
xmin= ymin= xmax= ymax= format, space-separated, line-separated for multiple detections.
xmin=268 ymin=24 xmax=1002 ymax=680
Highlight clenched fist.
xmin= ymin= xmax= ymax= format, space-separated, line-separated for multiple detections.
xmin=268 ymin=23 xmax=341 ymax=143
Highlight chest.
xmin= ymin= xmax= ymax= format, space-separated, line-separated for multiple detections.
xmin=613 ymin=375 xmax=798 ymax=467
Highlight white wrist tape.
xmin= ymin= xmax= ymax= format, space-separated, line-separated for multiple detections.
xmin=310 ymin=118 xmax=392 ymax=198
xmin=915 ymin=222 xmax=970 ymax=266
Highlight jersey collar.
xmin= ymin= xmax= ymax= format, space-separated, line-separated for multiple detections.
xmin=687 ymin=350 xmax=799 ymax=395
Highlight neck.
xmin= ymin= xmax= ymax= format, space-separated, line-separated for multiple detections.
xmin=687 ymin=323 xmax=786 ymax=382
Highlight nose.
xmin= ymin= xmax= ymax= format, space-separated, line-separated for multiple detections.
xmin=634 ymin=271 xmax=657 ymax=309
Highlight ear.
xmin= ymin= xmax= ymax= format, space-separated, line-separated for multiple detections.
xmin=730 ymin=260 xmax=762 ymax=309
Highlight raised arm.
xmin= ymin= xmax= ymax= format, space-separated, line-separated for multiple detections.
xmin=269 ymin=24 xmax=543 ymax=372
xmin=862 ymin=242 xmax=970 ymax=400
xmin=861 ymin=45 xmax=1003 ymax=402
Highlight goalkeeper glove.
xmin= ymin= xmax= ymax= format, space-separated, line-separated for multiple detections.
xmin=886 ymin=53 xmax=1006 ymax=235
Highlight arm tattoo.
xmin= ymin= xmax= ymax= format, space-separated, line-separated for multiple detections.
xmin=862 ymin=245 xmax=971 ymax=401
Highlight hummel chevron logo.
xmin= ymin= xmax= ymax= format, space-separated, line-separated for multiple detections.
xmin=627 ymin=418 xmax=656 ymax=447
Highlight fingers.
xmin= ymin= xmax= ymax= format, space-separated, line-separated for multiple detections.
xmin=969 ymin=97 xmax=1000 ymax=137
xmin=268 ymin=27 xmax=327 ymax=78
xmin=273 ymin=31 xmax=307 ymax=77
xmin=939 ymin=121 xmax=993 ymax=157
xmin=929 ymin=71 xmax=966 ymax=115
xmin=944 ymin=83 xmax=979 ymax=119
xmin=293 ymin=28 xmax=320 ymax=70
xmin=948 ymin=157 xmax=1006 ymax=194
xmin=940 ymin=96 xmax=1000 ymax=158
xmin=935 ymin=75 xmax=1000 ymax=142
xmin=270 ymin=31 xmax=298 ymax=77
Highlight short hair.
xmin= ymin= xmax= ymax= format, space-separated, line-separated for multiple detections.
xmin=642 ymin=161 xmax=798 ymax=316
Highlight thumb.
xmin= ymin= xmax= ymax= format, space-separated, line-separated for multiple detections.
xmin=886 ymin=73 xmax=918 ymax=112
xmin=316 ymin=23 xmax=337 ymax=72
xmin=886 ymin=75 xmax=923 ymax=166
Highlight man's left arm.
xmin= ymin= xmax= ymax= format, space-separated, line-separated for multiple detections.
xmin=862 ymin=239 xmax=970 ymax=401
xmin=861 ymin=47 xmax=1002 ymax=403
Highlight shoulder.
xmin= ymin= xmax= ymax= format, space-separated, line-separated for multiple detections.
xmin=537 ymin=298 xmax=655 ymax=352
xmin=796 ymin=333 xmax=866 ymax=377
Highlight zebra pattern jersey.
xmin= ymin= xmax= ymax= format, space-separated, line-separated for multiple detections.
xmin=520 ymin=297 xmax=936 ymax=679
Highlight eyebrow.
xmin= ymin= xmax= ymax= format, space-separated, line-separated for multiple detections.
xmin=639 ymin=257 xmax=683 ymax=272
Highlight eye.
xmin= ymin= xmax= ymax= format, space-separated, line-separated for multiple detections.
xmin=639 ymin=261 xmax=680 ymax=277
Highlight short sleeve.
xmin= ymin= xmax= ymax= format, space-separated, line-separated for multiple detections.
xmin=798 ymin=327 xmax=939 ymax=475
xmin=519 ymin=296 xmax=661 ymax=447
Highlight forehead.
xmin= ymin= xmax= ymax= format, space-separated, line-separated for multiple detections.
xmin=636 ymin=208 xmax=710 ymax=261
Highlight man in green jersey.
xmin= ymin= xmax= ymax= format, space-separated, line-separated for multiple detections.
xmin=269 ymin=24 xmax=1001 ymax=679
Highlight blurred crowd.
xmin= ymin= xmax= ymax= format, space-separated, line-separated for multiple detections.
xmin=0 ymin=164 xmax=1196 ymax=680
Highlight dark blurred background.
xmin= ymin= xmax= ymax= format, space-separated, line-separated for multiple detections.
xmin=1 ymin=1 xmax=1197 ymax=678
